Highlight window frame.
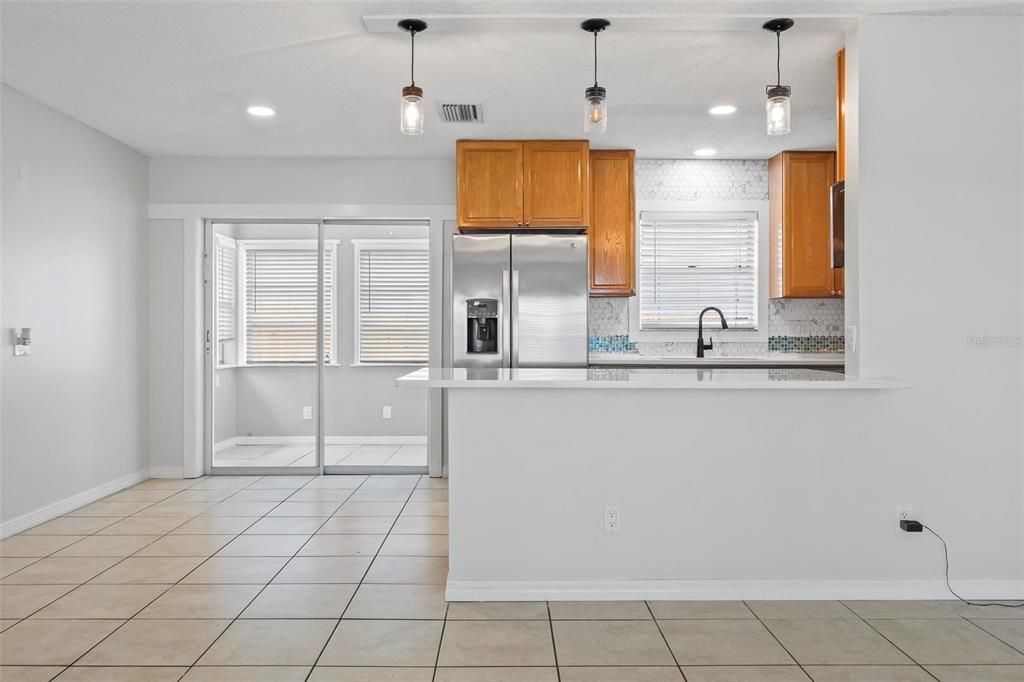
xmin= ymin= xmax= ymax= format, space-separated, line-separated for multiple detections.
xmin=237 ymin=238 xmax=339 ymax=367
xmin=351 ymin=238 xmax=430 ymax=367
xmin=214 ymin=233 xmax=239 ymax=366
xmin=629 ymin=200 xmax=770 ymax=343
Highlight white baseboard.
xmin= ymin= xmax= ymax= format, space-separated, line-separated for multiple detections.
xmin=219 ymin=436 xmax=426 ymax=447
xmin=0 ymin=470 xmax=149 ymax=539
xmin=445 ymin=579 xmax=1024 ymax=602
xmin=214 ymin=437 xmax=240 ymax=453
xmin=148 ymin=467 xmax=186 ymax=479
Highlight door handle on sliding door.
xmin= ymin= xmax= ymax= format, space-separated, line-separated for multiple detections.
xmin=510 ymin=270 xmax=520 ymax=368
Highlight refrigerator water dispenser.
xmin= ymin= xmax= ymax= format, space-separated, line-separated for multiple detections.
xmin=466 ymin=298 xmax=498 ymax=354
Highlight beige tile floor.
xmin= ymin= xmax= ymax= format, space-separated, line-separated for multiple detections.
xmin=213 ymin=444 xmax=427 ymax=468
xmin=2 ymin=475 xmax=1024 ymax=681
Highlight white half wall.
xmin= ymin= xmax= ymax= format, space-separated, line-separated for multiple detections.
xmin=2 ymin=86 xmax=149 ymax=530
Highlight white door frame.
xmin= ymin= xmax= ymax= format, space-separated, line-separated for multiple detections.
xmin=148 ymin=203 xmax=454 ymax=478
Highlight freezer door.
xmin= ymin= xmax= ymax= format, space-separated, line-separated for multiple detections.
xmin=451 ymin=234 xmax=511 ymax=368
xmin=511 ymin=234 xmax=589 ymax=368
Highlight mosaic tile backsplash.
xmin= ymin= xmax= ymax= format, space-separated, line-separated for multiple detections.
xmin=589 ymin=297 xmax=844 ymax=357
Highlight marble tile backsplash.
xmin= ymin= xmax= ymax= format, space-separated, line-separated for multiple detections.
xmin=589 ymin=159 xmax=845 ymax=358
xmin=589 ymin=297 xmax=845 ymax=357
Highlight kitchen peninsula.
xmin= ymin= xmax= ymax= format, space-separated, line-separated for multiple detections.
xmin=399 ymin=367 xmax=905 ymax=601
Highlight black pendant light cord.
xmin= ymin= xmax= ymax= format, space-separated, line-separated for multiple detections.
xmin=593 ymin=30 xmax=599 ymax=87
xmin=410 ymin=30 xmax=416 ymax=86
xmin=775 ymin=30 xmax=781 ymax=87
xmin=924 ymin=524 xmax=1024 ymax=608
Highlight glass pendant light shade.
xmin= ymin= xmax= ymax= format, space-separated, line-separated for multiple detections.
xmin=401 ymin=85 xmax=424 ymax=135
xmin=584 ymin=86 xmax=608 ymax=134
xmin=765 ymin=85 xmax=791 ymax=136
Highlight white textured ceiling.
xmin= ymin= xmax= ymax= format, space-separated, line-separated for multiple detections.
xmin=2 ymin=1 xmax=1020 ymax=159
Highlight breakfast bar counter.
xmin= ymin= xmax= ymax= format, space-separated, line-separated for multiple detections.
xmin=398 ymin=367 xmax=908 ymax=602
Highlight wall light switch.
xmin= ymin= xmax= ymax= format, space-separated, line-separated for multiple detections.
xmin=13 ymin=327 xmax=31 ymax=357
xmin=382 ymin=405 xmax=392 ymax=420
xmin=302 ymin=406 xmax=313 ymax=420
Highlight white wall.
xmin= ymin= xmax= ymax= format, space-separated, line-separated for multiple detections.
xmin=2 ymin=86 xmax=149 ymax=530
xmin=847 ymin=16 xmax=1023 ymax=581
xmin=147 ymin=218 xmax=186 ymax=476
xmin=149 ymin=157 xmax=454 ymax=205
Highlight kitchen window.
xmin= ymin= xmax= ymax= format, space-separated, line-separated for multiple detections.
xmin=354 ymin=239 xmax=429 ymax=365
xmin=240 ymin=240 xmax=335 ymax=364
xmin=638 ymin=211 xmax=758 ymax=330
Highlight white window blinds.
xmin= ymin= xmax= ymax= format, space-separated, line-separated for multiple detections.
xmin=243 ymin=244 xmax=333 ymax=364
xmin=638 ymin=211 xmax=758 ymax=329
xmin=355 ymin=240 xmax=429 ymax=364
xmin=215 ymin=236 xmax=237 ymax=359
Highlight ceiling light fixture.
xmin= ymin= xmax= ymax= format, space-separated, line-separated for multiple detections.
xmin=580 ymin=18 xmax=610 ymax=134
xmin=246 ymin=105 xmax=275 ymax=118
xmin=398 ymin=18 xmax=428 ymax=136
xmin=709 ymin=105 xmax=737 ymax=116
xmin=694 ymin=148 xmax=717 ymax=157
xmin=763 ymin=18 xmax=794 ymax=136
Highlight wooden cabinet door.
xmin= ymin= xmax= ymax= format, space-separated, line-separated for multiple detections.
xmin=589 ymin=150 xmax=635 ymax=296
xmin=523 ymin=141 xmax=590 ymax=227
xmin=457 ymin=141 xmax=524 ymax=228
xmin=780 ymin=151 xmax=836 ymax=298
xmin=833 ymin=267 xmax=845 ymax=298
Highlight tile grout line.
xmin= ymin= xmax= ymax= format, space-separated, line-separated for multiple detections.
xmin=644 ymin=600 xmax=686 ymax=681
xmin=547 ymin=600 xmax=562 ymax=682
xmin=837 ymin=600 xmax=943 ymax=681
xmin=305 ymin=474 xmax=425 ymax=680
xmin=431 ymin=600 xmax=450 ymax=682
xmin=742 ymin=600 xmax=814 ymax=681
xmin=960 ymin=614 xmax=1024 ymax=658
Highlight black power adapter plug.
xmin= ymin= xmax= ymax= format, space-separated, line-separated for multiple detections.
xmin=900 ymin=519 xmax=923 ymax=532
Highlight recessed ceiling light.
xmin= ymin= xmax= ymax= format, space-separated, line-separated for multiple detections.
xmin=246 ymin=105 xmax=275 ymax=118
xmin=709 ymin=105 xmax=737 ymax=116
xmin=694 ymin=148 xmax=717 ymax=157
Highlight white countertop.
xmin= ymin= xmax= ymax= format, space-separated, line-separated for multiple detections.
xmin=397 ymin=367 xmax=905 ymax=390
xmin=588 ymin=353 xmax=845 ymax=368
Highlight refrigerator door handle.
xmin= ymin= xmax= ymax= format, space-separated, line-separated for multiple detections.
xmin=502 ymin=269 xmax=512 ymax=368
xmin=510 ymin=270 xmax=520 ymax=368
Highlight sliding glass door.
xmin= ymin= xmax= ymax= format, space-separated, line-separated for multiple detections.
xmin=204 ymin=219 xmax=430 ymax=475
xmin=206 ymin=221 xmax=322 ymax=474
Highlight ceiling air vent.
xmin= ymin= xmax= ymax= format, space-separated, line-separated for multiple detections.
xmin=438 ymin=103 xmax=483 ymax=123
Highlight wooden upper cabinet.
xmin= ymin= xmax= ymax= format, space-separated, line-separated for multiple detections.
xmin=769 ymin=151 xmax=838 ymax=298
xmin=589 ymin=150 xmax=635 ymax=296
xmin=457 ymin=141 xmax=524 ymax=228
xmin=456 ymin=140 xmax=589 ymax=229
xmin=523 ymin=141 xmax=590 ymax=227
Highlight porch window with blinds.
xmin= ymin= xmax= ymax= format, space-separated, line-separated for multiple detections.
xmin=638 ymin=211 xmax=758 ymax=329
xmin=243 ymin=242 xmax=334 ymax=364
xmin=214 ymin=235 xmax=237 ymax=365
xmin=354 ymin=240 xmax=429 ymax=365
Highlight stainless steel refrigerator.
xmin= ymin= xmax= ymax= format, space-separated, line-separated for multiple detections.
xmin=449 ymin=233 xmax=588 ymax=368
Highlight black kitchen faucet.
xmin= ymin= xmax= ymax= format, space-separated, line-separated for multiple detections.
xmin=696 ymin=306 xmax=729 ymax=358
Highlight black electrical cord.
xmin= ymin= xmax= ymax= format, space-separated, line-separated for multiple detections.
xmin=593 ymin=30 xmax=599 ymax=87
xmin=775 ymin=30 xmax=781 ymax=87
xmin=924 ymin=524 xmax=1024 ymax=608
xmin=410 ymin=30 xmax=416 ymax=86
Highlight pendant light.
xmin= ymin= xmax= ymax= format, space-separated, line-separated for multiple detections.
xmin=763 ymin=18 xmax=794 ymax=136
xmin=398 ymin=19 xmax=428 ymax=135
xmin=581 ymin=18 xmax=610 ymax=134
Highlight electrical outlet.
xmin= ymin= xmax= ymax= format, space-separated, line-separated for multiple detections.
xmin=382 ymin=405 xmax=392 ymax=419
xmin=896 ymin=504 xmax=914 ymax=523
xmin=604 ymin=505 xmax=620 ymax=533
xmin=302 ymin=406 xmax=313 ymax=420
